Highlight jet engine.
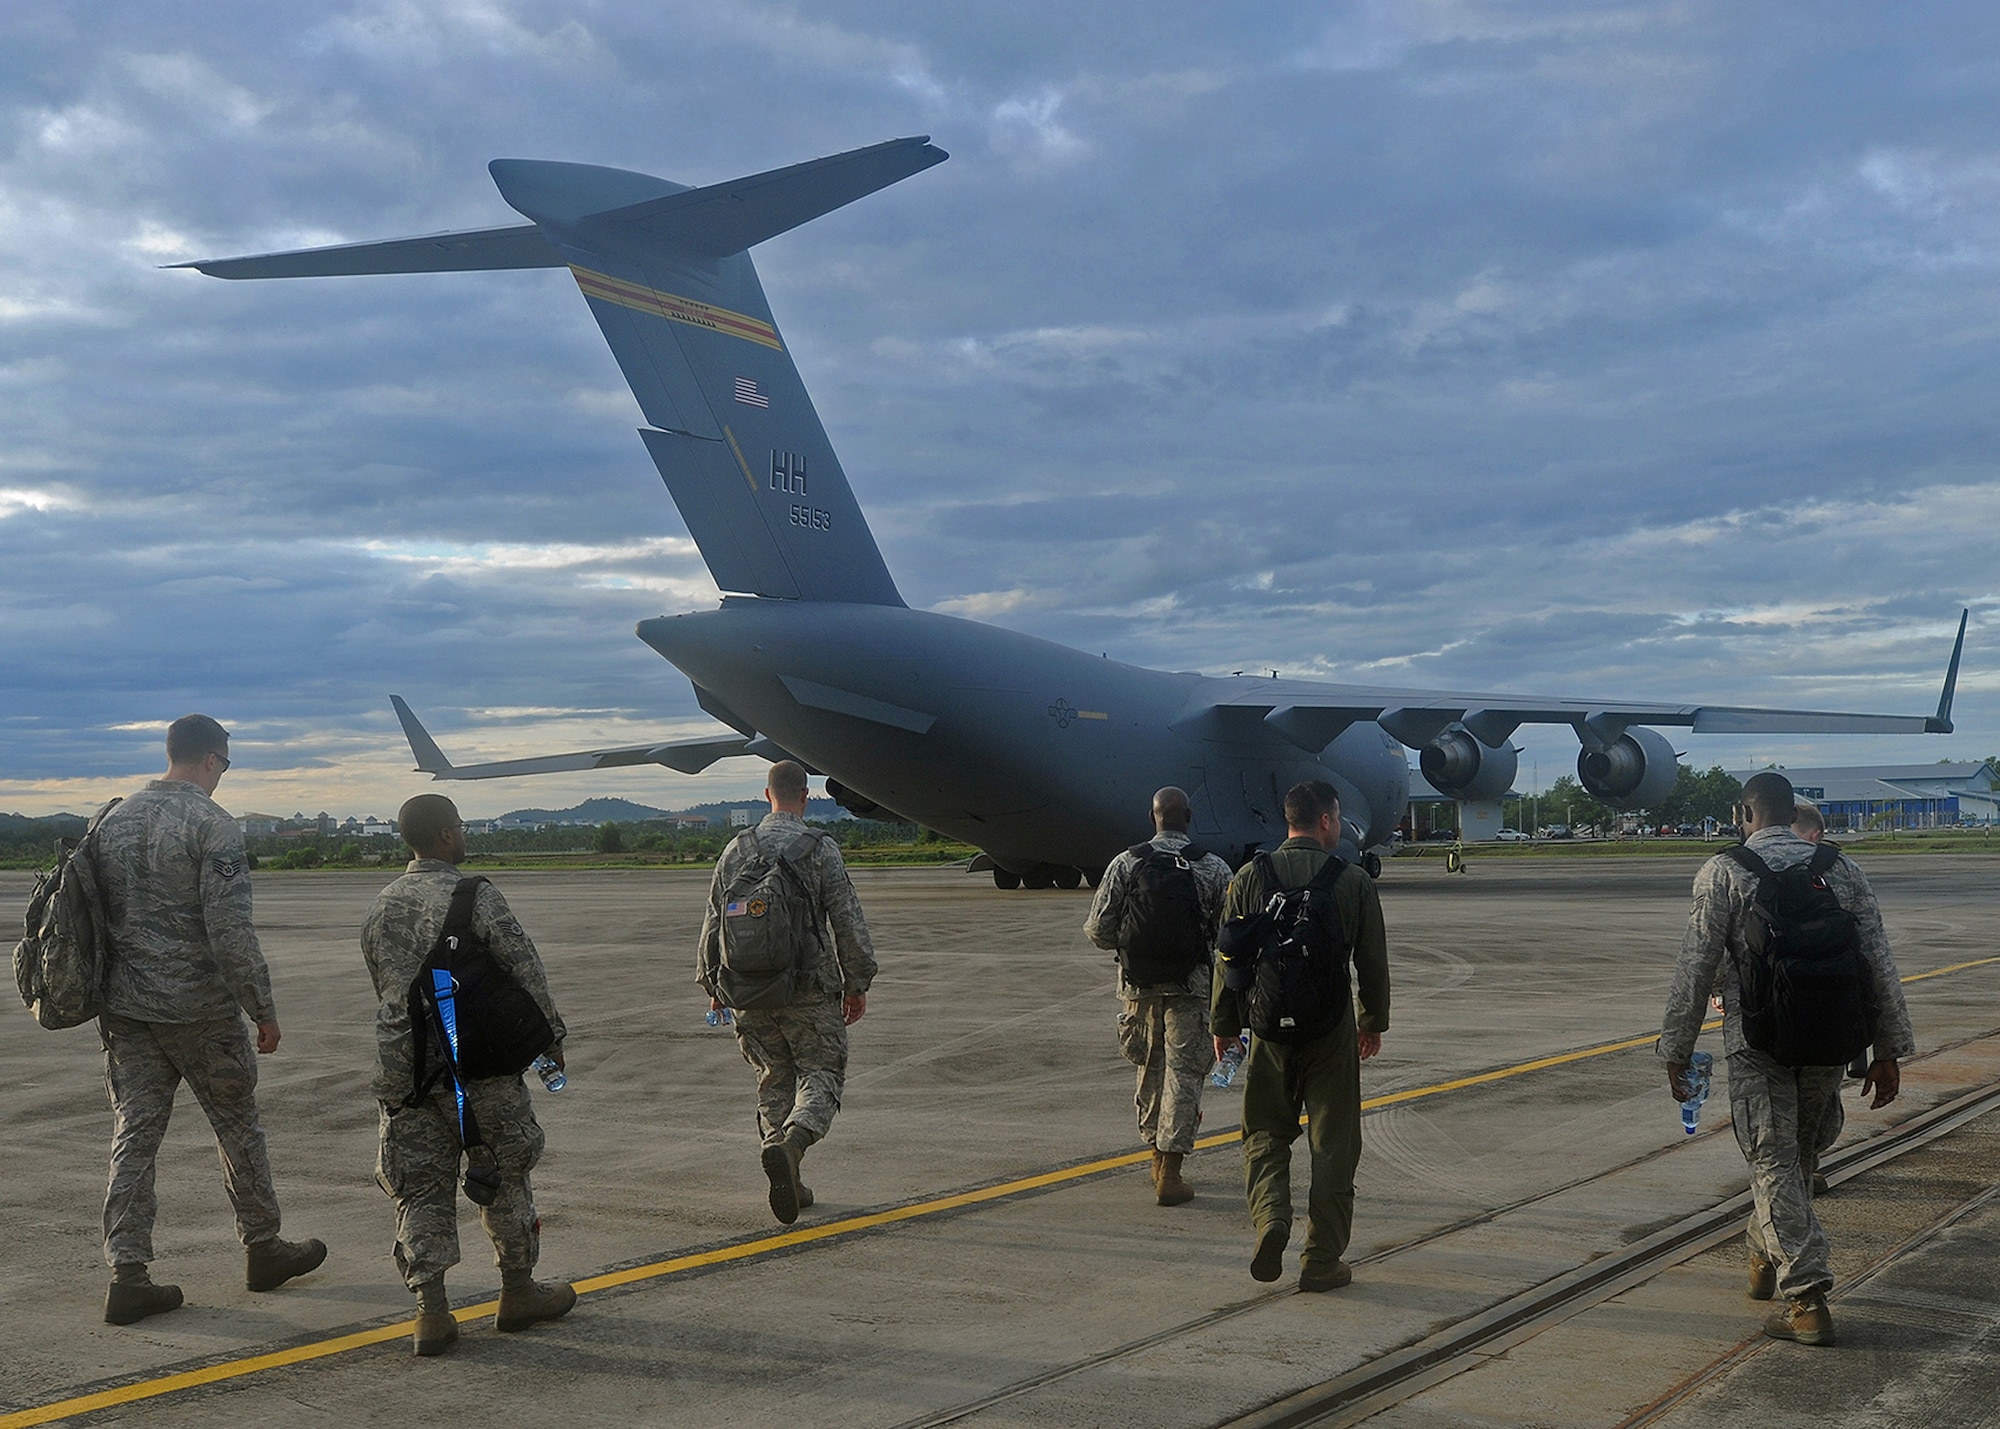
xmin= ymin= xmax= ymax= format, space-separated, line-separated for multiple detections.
xmin=1576 ymin=726 xmax=1679 ymax=810
xmin=1418 ymin=727 xmax=1518 ymax=803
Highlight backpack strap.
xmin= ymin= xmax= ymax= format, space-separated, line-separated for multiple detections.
xmin=1807 ymin=844 xmax=1842 ymax=876
xmin=1126 ymin=842 xmax=1155 ymax=862
xmin=1306 ymin=854 xmax=1347 ymax=891
xmin=84 ymin=797 xmax=123 ymax=836
xmin=441 ymin=877 xmax=488 ymax=959
xmin=406 ymin=876 xmax=491 ymax=1114
xmin=1719 ymin=844 xmax=1772 ymax=880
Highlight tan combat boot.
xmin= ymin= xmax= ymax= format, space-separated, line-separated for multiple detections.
xmin=246 ymin=1236 xmax=327 ymax=1292
xmin=1762 ymin=1291 xmax=1835 ymax=1346
xmin=413 ymin=1310 xmax=459 ymax=1357
xmin=756 ymin=1128 xmax=804 ymax=1216
xmin=104 ymin=1272 xmax=183 ymax=1326
xmin=1155 ymin=1152 xmax=1194 ymax=1206
xmin=1747 ymin=1249 xmax=1776 ymax=1301
xmin=495 ymin=1279 xmax=577 ymax=1333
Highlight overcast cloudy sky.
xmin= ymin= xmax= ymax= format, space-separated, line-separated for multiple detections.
xmin=3 ymin=1 xmax=1995 ymax=821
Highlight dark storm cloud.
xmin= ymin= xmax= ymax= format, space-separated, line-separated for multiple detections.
xmin=3 ymin=0 xmax=1996 ymax=814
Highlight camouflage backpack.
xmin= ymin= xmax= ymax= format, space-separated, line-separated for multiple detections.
xmin=13 ymin=800 xmax=121 ymax=1030
xmin=711 ymin=830 xmax=828 ymax=1011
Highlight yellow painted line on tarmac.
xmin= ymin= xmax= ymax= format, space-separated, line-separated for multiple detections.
xmin=1902 ymin=953 xmax=2000 ymax=984
xmin=10 ymin=956 xmax=1996 ymax=1426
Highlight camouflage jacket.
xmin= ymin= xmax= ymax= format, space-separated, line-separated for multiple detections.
xmin=360 ymin=859 xmax=566 ymax=1102
xmin=1659 ymin=827 xmax=1915 ymax=1065
xmin=1210 ymin=837 xmax=1392 ymax=1041
xmin=93 ymin=780 xmax=275 ymax=1025
xmin=697 ymin=812 xmax=878 ymax=1002
xmin=1084 ymin=831 xmax=1233 ymax=999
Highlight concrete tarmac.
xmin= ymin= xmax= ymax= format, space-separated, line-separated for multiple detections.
xmin=3 ymin=852 xmax=1998 ymax=1427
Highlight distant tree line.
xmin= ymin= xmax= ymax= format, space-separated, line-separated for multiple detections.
xmin=1500 ymin=765 xmax=1743 ymax=833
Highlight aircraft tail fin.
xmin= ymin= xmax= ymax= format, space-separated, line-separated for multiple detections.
xmin=489 ymin=137 xmax=945 ymax=606
xmin=182 ymin=138 xmax=947 ymax=607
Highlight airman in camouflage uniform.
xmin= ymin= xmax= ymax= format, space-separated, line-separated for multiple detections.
xmin=90 ymin=714 xmax=325 ymax=1326
xmin=698 ymin=761 xmax=877 ymax=1225
xmin=361 ymin=793 xmax=575 ymax=1356
xmin=1084 ymin=786 xmax=1232 ymax=1205
xmin=1660 ymin=771 xmax=1914 ymax=1348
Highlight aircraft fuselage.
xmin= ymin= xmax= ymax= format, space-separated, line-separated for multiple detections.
xmin=638 ymin=599 xmax=1409 ymax=871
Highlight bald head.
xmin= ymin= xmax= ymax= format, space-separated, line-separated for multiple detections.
xmin=1151 ymin=786 xmax=1193 ymax=834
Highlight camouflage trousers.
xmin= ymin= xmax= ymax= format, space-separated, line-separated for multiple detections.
xmin=1116 ymin=993 xmax=1213 ymax=1155
xmin=734 ymin=998 xmax=848 ymax=1149
xmin=376 ymin=1077 xmax=545 ymax=1289
xmin=99 ymin=1013 xmax=282 ymax=1268
xmin=1240 ymin=1022 xmax=1362 ymax=1278
xmin=1728 ymin=1050 xmax=1844 ymax=1299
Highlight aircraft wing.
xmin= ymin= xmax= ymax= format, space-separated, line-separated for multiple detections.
xmin=1184 ymin=610 xmax=1967 ymax=753
xmin=392 ymin=696 xmax=753 ymax=780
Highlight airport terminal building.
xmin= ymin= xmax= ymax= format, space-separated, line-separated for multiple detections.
xmin=1732 ymin=762 xmax=2000 ymax=831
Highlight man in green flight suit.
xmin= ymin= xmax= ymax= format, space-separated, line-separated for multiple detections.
xmin=1213 ymin=780 xmax=1391 ymax=1292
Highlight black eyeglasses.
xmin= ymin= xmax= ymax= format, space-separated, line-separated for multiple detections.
xmin=213 ymin=753 xmax=232 ymax=772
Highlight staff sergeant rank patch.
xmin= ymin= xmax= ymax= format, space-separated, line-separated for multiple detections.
xmin=210 ymin=857 xmax=242 ymax=880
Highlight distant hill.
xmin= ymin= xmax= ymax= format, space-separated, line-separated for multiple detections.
xmin=1 ymin=812 xmax=87 ymax=835
xmin=491 ymin=797 xmax=849 ymax=827
xmin=492 ymin=798 xmax=674 ymax=826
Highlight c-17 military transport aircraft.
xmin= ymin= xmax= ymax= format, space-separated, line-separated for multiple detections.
xmin=183 ymin=137 xmax=1966 ymax=887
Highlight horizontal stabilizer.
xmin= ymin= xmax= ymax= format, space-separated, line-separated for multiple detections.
xmin=569 ymin=135 xmax=947 ymax=257
xmin=391 ymin=696 xmax=753 ymax=780
xmin=172 ymin=224 xmax=564 ymax=279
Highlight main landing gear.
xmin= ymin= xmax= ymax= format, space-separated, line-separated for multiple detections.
xmin=991 ymin=863 xmax=1094 ymax=890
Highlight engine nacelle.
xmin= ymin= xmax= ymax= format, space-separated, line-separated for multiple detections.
xmin=1576 ymin=726 xmax=1679 ymax=810
xmin=1418 ymin=727 xmax=1518 ymax=803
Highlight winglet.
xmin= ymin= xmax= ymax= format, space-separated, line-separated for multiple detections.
xmin=1928 ymin=608 xmax=1969 ymax=733
xmin=391 ymin=695 xmax=453 ymax=776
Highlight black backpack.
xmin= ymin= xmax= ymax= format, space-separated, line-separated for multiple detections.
xmin=1116 ymin=842 xmax=1214 ymax=984
xmin=1721 ymin=844 xmax=1878 ymax=1068
xmin=1216 ymin=853 xmax=1351 ymax=1045
xmin=408 ymin=877 xmax=555 ymax=1093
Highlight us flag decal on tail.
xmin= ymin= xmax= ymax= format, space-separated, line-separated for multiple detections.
xmin=734 ymin=376 xmax=769 ymax=408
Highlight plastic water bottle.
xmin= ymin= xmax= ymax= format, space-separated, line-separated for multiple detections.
xmin=1211 ymin=1032 xmax=1250 ymax=1088
xmin=705 ymin=1006 xmax=735 ymax=1028
xmin=532 ymin=1054 xmax=567 ymax=1092
xmin=1679 ymin=1050 xmax=1713 ymax=1134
